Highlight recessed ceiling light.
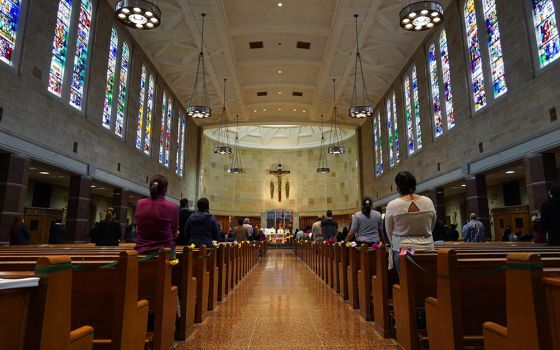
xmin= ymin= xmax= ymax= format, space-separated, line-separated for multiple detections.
xmin=278 ymin=70 xmax=282 ymax=74
xmin=253 ymin=109 xmax=257 ymax=112
xmin=39 ymin=171 xmax=50 ymax=175
xmin=302 ymin=110 xmax=306 ymax=112
xmin=278 ymin=108 xmax=282 ymax=111
xmin=461 ymin=184 xmax=466 ymax=187
xmin=262 ymin=109 xmax=267 ymax=111
xmin=505 ymin=170 xmax=515 ymax=174
xmin=277 ymin=2 xmax=283 ymax=7
xmin=293 ymin=109 xmax=297 ymax=112
xmin=278 ymin=91 xmax=282 ymax=94
xmin=91 ymin=185 xmax=96 ymax=188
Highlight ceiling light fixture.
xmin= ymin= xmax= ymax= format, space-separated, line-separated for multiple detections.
xmin=317 ymin=114 xmax=330 ymax=174
xmin=348 ymin=14 xmax=373 ymax=119
xmin=228 ymin=115 xmax=243 ymax=174
xmin=214 ymin=79 xmax=232 ymax=155
xmin=187 ymin=13 xmax=211 ymax=119
xmin=505 ymin=170 xmax=515 ymax=174
xmin=39 ymin=171 xmax=50 ymax=175
xmin=328 ymin=79 xmax=345 ymax=154
xmin=277 ymin=2 xmax=283 ymax=7
xmin=399 ymin=1 xmax=444 ymax=32
xmin=278 ymin=70 xmax=282 ymax=74
xmin=115 ymin=0 xmax=161 ymax=30
xmin=461 ymin=184 xmax=467 ymax=187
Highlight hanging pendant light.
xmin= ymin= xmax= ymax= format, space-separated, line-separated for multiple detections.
xmin=328 ymin=79 xmax=345 ymax=155
xmin=399 ymin=1 xmax=444 ymax=31
xmin=228 ymin=115 xmax=243 ymax=174
xmin=214 ymin=79 xmax=232 ymax=155
xmin=348 ymin=14 xmax=373 ymax=119
xmin=115 ymin=0 xmax=161 ymax=30
xmin=187 ymin=13 xmax=211 ymax=119
xmin=317 ymin=115 xmax=330 ymax=174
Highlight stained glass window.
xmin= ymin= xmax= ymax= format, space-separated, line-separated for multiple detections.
xmin=412 ymin=66 xmax=422 ymax=149
xmin=392 ymin=93 xmax=399 ymax=164
xmin=532 ymin=0 xmax=560 ymax=67
xmin=102 ymin=27 xmax=118 ymax=130
xmin=404 ymin=76 xmax=414 ymax=155
xmin=136 ymin=66 xmax=147 ymax=150
xmin=69 ymin=0 xmax=92 ymax=110
xmin=386 ymin=98 xmax=394 ymax=168
xmin=144 ymin=74 xmax=155 ymax=155
xmin=483 ymin=0 xmax=507 ymax=97
xmin=159 ymin=93 xmax=167 ymax=164
xmin=464 ymin=0 xmax=487 ymax=110
xmin=440 ymin=30 xmax=455 ymax=130
xmin=115 ymin=42 xmax=129 ymax=137
xmin=429 ymin=44 xmax=443 ymax=138
xmin=48 ymin=0 xmax=73 ymax=97
xmin=176 ymin=114 xmax=186 ymax=176
xmin=0 ymin=0 xmax=22 ymax=66
xmin=374 ymin=112 xmax=383 ymax=176
xmin=164 ymin=98 xmax=172 ymax=167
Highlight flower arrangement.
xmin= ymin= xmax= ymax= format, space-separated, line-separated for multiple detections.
xmin=212 ymin=240 xmax=219 ymax=248
xmin=345 ymin=241 xmax=357 ymax=248
xmin=324 ymin=237 xmax=337 ymax=245
xmin=399 ymin=246 xmax=415 ymax=256
xmin=188 ymin=244 xmax=195 ymax=250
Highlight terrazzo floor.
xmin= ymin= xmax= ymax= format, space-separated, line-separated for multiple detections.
xmin=177 ymin=249 xmax=397 ymax=349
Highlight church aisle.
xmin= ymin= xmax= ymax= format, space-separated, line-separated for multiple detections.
xmin=177 ymin=250 xmax=396 ymax=349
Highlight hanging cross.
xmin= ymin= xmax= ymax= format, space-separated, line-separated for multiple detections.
xmin=269 ymin=164 xmax=290 ymax=202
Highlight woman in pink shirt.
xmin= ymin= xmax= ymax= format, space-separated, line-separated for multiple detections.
xmin=135 ymin=175 xmax=179 ymax=253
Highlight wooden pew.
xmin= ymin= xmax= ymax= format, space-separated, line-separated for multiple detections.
xmin=172 ymin=247 xmax=197 ymax=341
xmin=216 ymin=244 xmax=227 ymax=301
xmin=483 ymin=253 xmax=560 ymax=350
xmin=338 ymin=244 xmax=349 ymax=300
xmin=192 ymin=246 xmax=210 ymax=323
xmin=372 ymin=247 xmax=398 ymax=338
xmin=357 ymin=244 xmax=377 ymax=321
xmin=328 ymin=245 xmax=335 ymax=289
xmin=207 ymin=246 xmax=219 ymax=311
xmin=347 ymin=246 xmax=360 ymax=309
xmin=333 ymin=244 xmax=340 ymax=293
xmin=0 ymin=256 xmax=94 ymax=350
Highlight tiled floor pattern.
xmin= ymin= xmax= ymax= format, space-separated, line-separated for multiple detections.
xmin=177 ymin=250 xmax=397 ymax=349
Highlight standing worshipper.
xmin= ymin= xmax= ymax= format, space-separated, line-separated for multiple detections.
xmin=312 ymin=216 xmax=323 ymax=242
xmin=177 ymin=198 xmax=193 ymax=245
xmin=93 ymin=208 xmax=121 ymax=246
xmin=540 ymin=183 xmax=560 ymax=245
xmin=385 ymin=171 xmax=436 ymax=275
xmin=185 ymin=198 xmax=221 ymax=247
xmin=9 ymin=216 xmax=29 ymax=245
xmin=243 ymin=218 xmax=254 ymax=240
xmin=345 ymin=198 xmax=383 ymax=246
xmin=321 ymin=210 xmax=338 ymax=241
xmin=462 ymin=212 xmax=487 ymax=242
xmin=233 ymin=218 xmax=249 ymax=242
xmin=135 ymin=175 xmax=179 ymax=253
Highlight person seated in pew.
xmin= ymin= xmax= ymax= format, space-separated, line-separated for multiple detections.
xmin=184 ymin=197 xmax=221 ymax=247
xmin=385 ymin=171 xmax=436 ymax=275
xmin=92 ymin=207 xmax=121 ymax=246
xmin=135 ymin=174 xmax=179 ymax=253
xmin=344 ymin=197 xmax=383 ymax=247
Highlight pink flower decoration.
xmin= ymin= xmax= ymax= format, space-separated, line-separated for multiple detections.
xmin=399 ymin=246 xmax=415 ymax=256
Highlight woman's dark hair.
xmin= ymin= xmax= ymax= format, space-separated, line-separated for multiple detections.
xmin=238 ymin=218 xmax=244 ymax=226
xmin=395 ymin=171 xmax=417 ymax=196
xmin=149 ymin=175 xmax=168 ymax=200
xmin=197 ymin=197 xmax=210 ymax=211
xmin=361 ymin=197 xmax=373 ymax=218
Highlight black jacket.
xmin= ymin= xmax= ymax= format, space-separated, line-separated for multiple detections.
xmin=541 ymin=197 xmax=560 ymax=245
xmin=177 ymin=208 xmax=193 ymax=245
xmin=93 ymin=219 xmax=121 ymax=246
xmin=185 ymin=210 xmax=220 ymax=248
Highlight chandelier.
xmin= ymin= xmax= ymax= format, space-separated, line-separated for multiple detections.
xmin=328 ymin=79 xmax=345 ymax=154
xmin=115 ymin=0 xmax=161 ymax=30
xmin=187 ymin=13 xmax=211 ymax=119
xmin=228 ymin=115 xmax=243 ymax=174
xmin=399 ymin=1 xmax=444 ymax=31
xmin=214 ymin=79 xmax=232 ymax=155
xmin=317 ymin=115 xmax=330 ymax=174
xmin=348 ymin=14 xmax=373 ymax=119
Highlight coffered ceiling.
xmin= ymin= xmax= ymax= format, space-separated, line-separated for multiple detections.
xmin=114 ymin=0 xmax=451 ymax=128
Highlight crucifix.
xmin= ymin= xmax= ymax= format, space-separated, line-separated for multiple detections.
xmin=269 ymin=163 xmax=290 ymax=202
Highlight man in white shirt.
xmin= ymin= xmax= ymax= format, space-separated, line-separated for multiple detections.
xmin=312 ymin=216 xmax=323 ymax=242
xmin=243 ymin=218 xmax=254 ymax=239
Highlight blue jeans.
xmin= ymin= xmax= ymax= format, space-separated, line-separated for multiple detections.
xmin=393 ymin=250 xmax=401 ymax=277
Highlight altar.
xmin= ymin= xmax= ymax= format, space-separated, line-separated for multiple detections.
xmin=264 ymin=209 xmax=297 ymax=244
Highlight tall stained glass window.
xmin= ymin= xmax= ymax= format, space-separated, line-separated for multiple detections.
xmin=115 ymin=42 xmax=129 ymax=137
xmin=531 ymin=0 xmax=560 ymax=67
xmin=159 ymin=93 xmax=167 ymax=164
xmin=136 ymin=66 xmax=147 ymax=150
xmin=483 ymin=0 xmax=507 ymax=97
xmin=464 ymin=0 xmax=487 ymax=110
xmin=386 ymin=98 xmax=394 ymax=168
xmin=48 ymin=0 xmax=73 ymax=97
xmin=69 ymin=0 xmax=92 ymax=110
xmin=412 ymin=67 xmax=422 ymax=150
xmin=176 ymin=114 xmax=186 ymax=176
xmin=404 ymin=76 xmax=414 ymax=155
xmin=164 ymin=98 xmax=172 ymax=167
xmin=144 ymin=74 xmax=155 ymax=155
xmin=0 ymin=0 xmax=22 ymax=66
xmin=373 ymin=112 xmax=383 ymax=176
xmin=440 ymin=30 xmax=455 ymax=130
xmin=429 ymin=44 xmax=444 ymax=137
xmin=102 ymin=28 xmax=118 ymax=130
xmin=392 ymin=93 xmax=399 ymax=164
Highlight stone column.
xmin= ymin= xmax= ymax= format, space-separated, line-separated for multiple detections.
xmin=0 ymin=154 xmax=30 ymax=242
xmin=524 ymin=153 xmax=558 ymax=212
xmin=112 ymin=188 xmax=129 ymax=237
xmin=425 ymin=187 xmax=446 ymax=222
xmin=66 ymin=175 xmax=91 ymax=242
xmin=465 ymin=175 xmax=491 ymax=240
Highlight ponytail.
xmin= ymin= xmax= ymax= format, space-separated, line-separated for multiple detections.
xmin=149 ymin=175 xmax=168 ymax=200
xmin=361 ymin=197 xmax=372 ymax=218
